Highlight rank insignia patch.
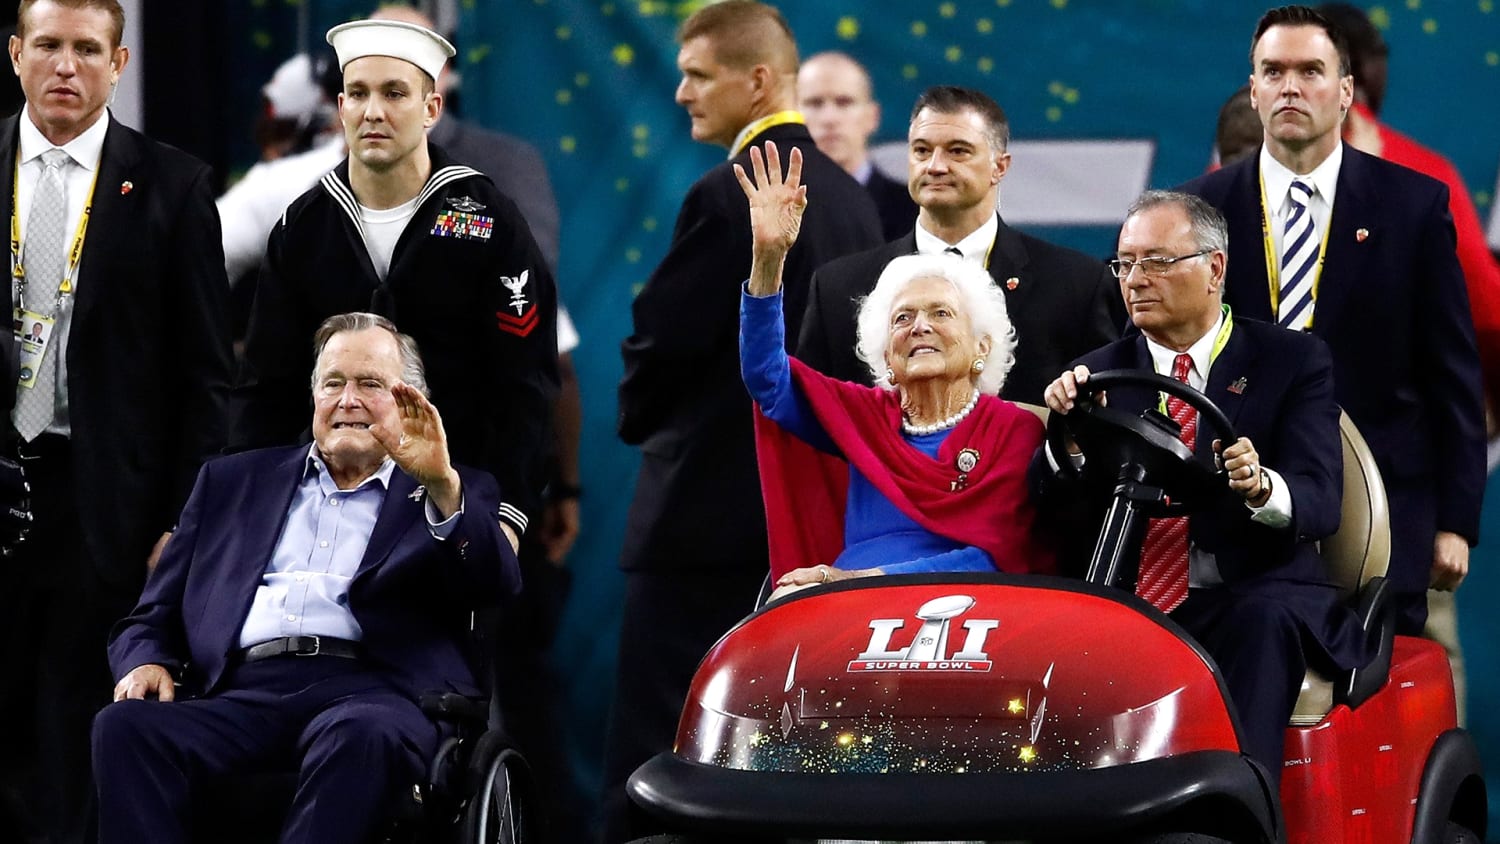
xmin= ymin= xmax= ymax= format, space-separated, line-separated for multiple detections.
xmin=431 ymin=210 xmax=494 ymax=241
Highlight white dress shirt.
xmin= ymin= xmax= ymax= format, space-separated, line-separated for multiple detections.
xmin=914 ymin=211 xmax=998 ymax=266
xmin=1260 ymin=142 xmax=1342 ymax=323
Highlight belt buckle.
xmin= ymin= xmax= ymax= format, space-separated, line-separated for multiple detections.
xmin=296 ymin=635 xmax=322 ymax=657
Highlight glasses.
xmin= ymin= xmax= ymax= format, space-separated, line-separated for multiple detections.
xmin=1108 ymin=250 xmax=1210 ymax=279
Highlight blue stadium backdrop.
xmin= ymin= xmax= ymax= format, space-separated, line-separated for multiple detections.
xmin=226 ymin=1 xmax=1500 ymax=838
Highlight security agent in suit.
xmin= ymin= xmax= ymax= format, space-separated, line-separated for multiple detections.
xmin=608 ymin=2 xmax=881 ymax=839
xmin=0 ymin=2 xmax=233 ymax=840
xmin=798 ymin=85 xmax=1123 ymax=405
xmin=1177 ymin=5 xmax=1484 ymax=635
xmin=1039 ymin=190 xmax=1367 ymax=783
xmin=797 ymin=50 xmax=918 ymax=242
xmin=93 ymin=313 xmax=518 ymax=844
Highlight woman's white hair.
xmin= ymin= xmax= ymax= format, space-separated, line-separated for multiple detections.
xmin=853 ymin=253 xmax=1017 ymax=395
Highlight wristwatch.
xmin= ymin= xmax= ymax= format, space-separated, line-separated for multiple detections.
xmin=1255 ymin=467 xmax=1273 ymax=503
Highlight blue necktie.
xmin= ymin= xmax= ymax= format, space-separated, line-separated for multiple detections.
xmin=1277 ymin=178 xmax=1318 ymax=331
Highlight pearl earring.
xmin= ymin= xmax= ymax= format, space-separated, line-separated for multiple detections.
xmin=885 ymin=367 xmax=895 ymax=383
xmin=972 ymin=358 xmax=985 ymax=373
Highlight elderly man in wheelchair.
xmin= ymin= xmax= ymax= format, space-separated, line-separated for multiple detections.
xmin=91 ymin=314 xmax=522 ymax=844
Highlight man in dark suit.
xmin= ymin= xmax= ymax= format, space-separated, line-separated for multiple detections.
xmin=0 ymin=2 xmax=232 ymax=840
xmin=797 ymin=50 xmax=917 ymax=242
xmin=92 ymin=312 xmax=517 ymax=844
xmin=607 ymin=2 xmax=881 ymax=839
xmin=798 ymin=85 xmax=1123 ymax=405
xmin=1040 ymin=190 xmax=1366 ymax=783
xmin=1177 ymin=5 xmax=1483 ymax=636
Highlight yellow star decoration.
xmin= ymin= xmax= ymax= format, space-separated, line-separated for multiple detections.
xmin=836 ymin=16 xmax=860 ymax=40
xmin=977 ymin=18 xmax=994 ymax=34
xmin=560 ymin=136 xmax=577 ymax=153
xmin=555 ymin=25 xmax=572 ymax=40
xmin=638 ymin=0 xmax=668 ymax=15
xmin=1007 ymin=698 xmax=1025 ymax=715
xmin=903 ymin=64 xmax=919 ymax=80
xmin=997 ymin=0 xmax=1012 ymax=6
xmin=945 ymin=45 xmax=963 ymax=63
xmin=1018 ymin=745 xmax=1037 ymax=763
xmin=1046 ymin=106 xmax=1063 ymax=122
xmin=643 ymin=217 xmax=658 ymax=232
xmin=466 ymin=45 xmax=491 ymax=65
xmin=1481 ymin=0 xmax=1494 ymax=13
xmin=602 ymin=2 xmax=615 ymax=14
xmin=612 ymin=43 xmax=635 ymax=66
xmin=556 ymin=89 xmax=572 ymax=105
xmin=626 ymin=247 xmax=642 ymax=264
xmin=615 ymin=178 xmax=630 ymax=192
xmin=633 ymin=124 xmax=650 ymax=141
xmin=1405 ymin=0 xmax=1420 ymax=9
xmin=632 ymin=142 xmax=649 ymax=158
xmin=1487 ymin=51 xmax=1500 ymax=66
xmin=977 ymin=57 xmax=994 ymax=73
xmin=1421 ymin=17 xmax=1437 ymax=34
xmin=1370 ymin=6 xmax=1391 ymax=29
xmin=911 ymin=20 xmax=928 ymax=37
xmin=1050 ymin=0 xmax=1067 ymax=8
xmin=575 ymin=72 xmax=591 ymax=87
xmin=939 ymin=2 xmax=956 ymax=18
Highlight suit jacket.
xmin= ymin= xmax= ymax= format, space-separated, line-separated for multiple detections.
xmin=864 ymin=165 xmax=918 ymax=243
xmin=797 ymin=219 xmax=1125 ymax=405
xmin=617 ymin=122 xmax=882 ymax=571
xmin=1179 ymin=148 xmax=1485 ymax=594
xmin=0 ymin=114 xmax=232 ymax=587
xmin=1037 ymin=318 xmax=1361 ymax=666
xmin=107 ymin=446 xmax=519 ymax=700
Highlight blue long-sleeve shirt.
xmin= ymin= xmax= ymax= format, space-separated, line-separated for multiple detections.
xmin=740 ymin=287 xmax=993 ymax=574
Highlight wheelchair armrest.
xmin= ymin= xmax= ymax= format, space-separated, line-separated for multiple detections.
xmin=419 ymin=691 xmax=489 ymax=725
xmin=1335 ymin=575 xmax=1395 ymax=710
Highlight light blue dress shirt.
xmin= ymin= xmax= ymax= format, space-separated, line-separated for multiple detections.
xmin=238 ymin=446 xmax=461 ymax=648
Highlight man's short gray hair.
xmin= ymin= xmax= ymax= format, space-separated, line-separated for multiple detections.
xmin=309 ymin=312 xmax=429 ymax=397
xmin=854 ymin=254 xmax=1017 ymax=396
xmin=1124 ymin=190 xmax=1230 ymax=257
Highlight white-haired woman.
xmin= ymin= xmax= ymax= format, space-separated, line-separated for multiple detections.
xmin=736 ymin=142 xmax=1055 ymax=598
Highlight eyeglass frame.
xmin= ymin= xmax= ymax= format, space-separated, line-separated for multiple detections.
xmin=1107 ymin=250 xmax=1213 ymax=279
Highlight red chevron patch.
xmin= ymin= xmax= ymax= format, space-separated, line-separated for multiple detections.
xmin=496 ymin=306 xmax=539 ymax=338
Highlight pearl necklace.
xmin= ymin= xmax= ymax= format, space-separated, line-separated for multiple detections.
xmin=901 ymin=389 xmax=980 ymax=436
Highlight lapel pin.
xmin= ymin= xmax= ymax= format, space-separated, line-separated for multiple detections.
xmin=408 ymin=486 xmax=425 ymax=501
xmin=1355 ymin=227 xmax=1369 ymax=243
xmin=1228 ymin=377 xmax=1247 ymax=395
xmin=120 ymin=180 xmax=133 ymax=195
xmin=1005 ymin=276 xmax=1019 ymax=291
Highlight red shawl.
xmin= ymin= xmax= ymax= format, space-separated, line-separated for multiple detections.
xmin=754 ymin=357 xmax=1057 ymax=580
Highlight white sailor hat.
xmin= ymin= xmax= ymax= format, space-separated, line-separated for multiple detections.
xmin=325 ymin=19 xmax=455 ymax=83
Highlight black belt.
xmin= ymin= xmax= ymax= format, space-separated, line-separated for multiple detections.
xmin=240 ymin=635 xmax=363 ymax=663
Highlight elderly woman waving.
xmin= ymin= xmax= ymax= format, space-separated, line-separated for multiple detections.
xmin=737 ymin=142 xmax=1055 ymax=599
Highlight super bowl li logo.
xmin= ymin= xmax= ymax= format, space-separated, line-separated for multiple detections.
xmin=848 ymin=595 xmax=999 ymax=673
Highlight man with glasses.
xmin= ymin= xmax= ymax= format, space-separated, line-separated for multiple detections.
xmin=797 ymin=85 xmax=1122 ymax=405
xmin=1040 ymin=190 xmax=1367 ymax=784
xmin=1178 ymin=5 xmax=1483 ymax=638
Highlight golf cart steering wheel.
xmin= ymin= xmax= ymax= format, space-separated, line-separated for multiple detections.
xmin=1046 ymin=369 xmax=1237 ymax=515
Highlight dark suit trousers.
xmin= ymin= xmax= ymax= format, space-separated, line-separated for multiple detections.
xmin=91 ymin=657 xmax=437 ymax=844
xmin=1172 ymin=588 xmax=1307 ymax=786
xmin=0 ymin=437 xmax=137 ymax=844
xmin=600 ymin=567 xmax=766 ymax=843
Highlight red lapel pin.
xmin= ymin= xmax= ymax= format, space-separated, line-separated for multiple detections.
xmin=120 ymin=181 xmax=133 ymax=195
xmin=1005 ymin=276 xmax=1019 ymax=291
xmin=1355 ymin=227 xmax=1369 ymax=242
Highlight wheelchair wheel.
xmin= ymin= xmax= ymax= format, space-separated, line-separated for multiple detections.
xmin=460 ymin=733 xmax=537 ymax=844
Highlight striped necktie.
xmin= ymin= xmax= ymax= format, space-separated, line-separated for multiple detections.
xmin=1277 ymin=178 xmax=1318 ymax=331
xmin=1136 ymin=352 xmax=1197 ymax=613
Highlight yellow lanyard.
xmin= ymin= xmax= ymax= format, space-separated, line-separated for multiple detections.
xmin=1258 ymin=170 xmax=1331 ymax=327
xmin=11 ymin=150 xmax=98 ymax=307
xmin=1154 ymin=305 xmax=1234 ymax=415
xmin=729 ymin=110 xmax=806 ymax=158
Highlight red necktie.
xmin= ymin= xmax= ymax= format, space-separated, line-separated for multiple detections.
xmin=1137 ymin=353 xmax=1197 ymax=613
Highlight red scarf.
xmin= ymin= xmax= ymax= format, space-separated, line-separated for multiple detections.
xmin=755 ymin=357 xmax=1057 ymax=579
